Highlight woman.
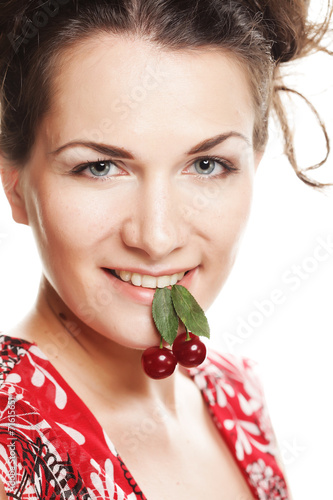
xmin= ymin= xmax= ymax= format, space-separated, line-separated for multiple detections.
xmin=0 ymin=1 xmax=331 ymax=498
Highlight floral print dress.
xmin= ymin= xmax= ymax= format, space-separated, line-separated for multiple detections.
xmin=0 ymin=334 xmax=290 ymax=499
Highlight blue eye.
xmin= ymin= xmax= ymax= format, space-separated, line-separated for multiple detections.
xmin=188 ymin=156 xmax=237 ymax=178
xmin=193 ymin=158 xmax=218 ymax=175
xmin=89 ymin=161 xmax=113 ymax=176
xmin=71 ymin=159 xmax=123 ymax=179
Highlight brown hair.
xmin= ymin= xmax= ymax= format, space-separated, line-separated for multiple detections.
xmin=0 ymin=0 xmax=332 ymax=187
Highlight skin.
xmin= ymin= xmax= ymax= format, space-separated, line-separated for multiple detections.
xmin=1 ymin=35 xmax=264 ymax=499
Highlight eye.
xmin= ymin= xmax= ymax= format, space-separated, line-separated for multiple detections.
xmin=88 ymin=161 xmax=116 ymax=177
xmin=193 ymin=158 xmax=219 ymax=175
xmin=71 ymin=160 xmax=125 ymax=179
xmin=185 ymin=156 xmax=237 ymax=178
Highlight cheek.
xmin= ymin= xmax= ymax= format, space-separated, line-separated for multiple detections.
xmin=216 ymin=188 xmax=252 ymax=251
xmin=196 ymin=178 xmax=254 ymax=309
xmin=26 ymin=180 xmax=123 ymax=261
xmin=198 ymin=177 xmax=253 ymax=250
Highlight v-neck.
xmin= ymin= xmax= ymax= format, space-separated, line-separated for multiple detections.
xmin=1 ymin=333 xmax=286 ymax=499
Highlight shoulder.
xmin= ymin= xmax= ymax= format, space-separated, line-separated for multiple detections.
xmin=188 ymin=348 xmax=265 ymax=403
xmin=188 ymin=349 xmax=292 ymax=496
xmin=187 ymin=348 xmax=274 ymax=443
xmin=0 ymin=334 xmax=33 ymax=387
xmin=0 ymin=335 xmax=38 ymax=497
xmin=205 ymin=349 xmax=260 ymax=379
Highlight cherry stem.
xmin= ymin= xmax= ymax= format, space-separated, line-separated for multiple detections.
xmin=185 ymin=328 xmax=191 ymax=341
xmin=159 ymin=336 xmax=163 ymax=349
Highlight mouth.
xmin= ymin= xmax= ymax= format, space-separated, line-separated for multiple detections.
xmin=104 ymin=269 xmax=190 ymax=289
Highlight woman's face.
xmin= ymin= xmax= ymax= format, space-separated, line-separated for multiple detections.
xmin=14 ymin=35 xmax=262 ymax=348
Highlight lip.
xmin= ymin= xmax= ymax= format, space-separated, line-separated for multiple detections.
xmin=102 ymin=266 xmax=198 ymax=305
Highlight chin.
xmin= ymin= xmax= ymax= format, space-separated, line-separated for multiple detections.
xmin=92 ymin=314 xmax=161 ymax=351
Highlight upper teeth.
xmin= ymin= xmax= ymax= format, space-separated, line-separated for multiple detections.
xmin=115 ymin=270 xmax=186 ymax=288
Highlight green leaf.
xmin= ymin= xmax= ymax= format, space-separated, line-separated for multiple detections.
xmin=152 ymin=287 xmax=179 ymax=345
xmin=171 ymin=285 xmax=210 ymax=339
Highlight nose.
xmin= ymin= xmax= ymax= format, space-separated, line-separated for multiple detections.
xmin=120 ymin=175 xmax=188 ymax=260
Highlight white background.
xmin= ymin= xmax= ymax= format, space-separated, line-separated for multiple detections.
xmin=0 ymin=17 xmax=332 ymax=500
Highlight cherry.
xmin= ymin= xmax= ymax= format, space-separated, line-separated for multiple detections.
xmin=141 ymin=346 xmax=177 ymax=379
xmin=172 ymin=332 xmax=206 ymax=368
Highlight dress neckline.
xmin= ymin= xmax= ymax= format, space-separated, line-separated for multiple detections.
xmin=0 ymin=333 xmax=258 ymax=500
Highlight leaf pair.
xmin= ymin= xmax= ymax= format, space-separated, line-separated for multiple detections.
xmin=152 ymin=285 xmax=210 ymax=346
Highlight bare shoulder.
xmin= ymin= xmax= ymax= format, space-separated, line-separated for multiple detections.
xmin=2 ymin=316 xmax=37 ymax=344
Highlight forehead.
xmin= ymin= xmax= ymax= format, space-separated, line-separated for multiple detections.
xmin=44 ymin=34 xmax=255 ymax=150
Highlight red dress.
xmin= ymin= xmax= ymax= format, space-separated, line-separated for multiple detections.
xmin=0 ymin=334 xmax=290 ymax=499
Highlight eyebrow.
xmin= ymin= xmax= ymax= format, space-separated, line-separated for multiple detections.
xmin=49 ymin=132 xmax=251 ymax=159
xmin=49 ymin=141 xmax=135 ymax=159
xmin=186 ymin=132 xmax=251 ymax=154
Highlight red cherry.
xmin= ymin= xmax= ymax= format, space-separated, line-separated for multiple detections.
xmin=172 ymin=332 xmax=206 ymax=368
xmin=141 ymin=346 xmax=177 ymax=379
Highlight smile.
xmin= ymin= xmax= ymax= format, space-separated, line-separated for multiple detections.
xmin=109 ymin=269 xmax=188 ymax=288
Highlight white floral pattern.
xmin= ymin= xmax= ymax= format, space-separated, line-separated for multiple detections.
xmin=186 ymin=351 xmax=289 ymax=498
xmin=0 ymin=335 xmax=289 ymax=499
xmin=247 ymin=459 xmax=289 ymax=499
